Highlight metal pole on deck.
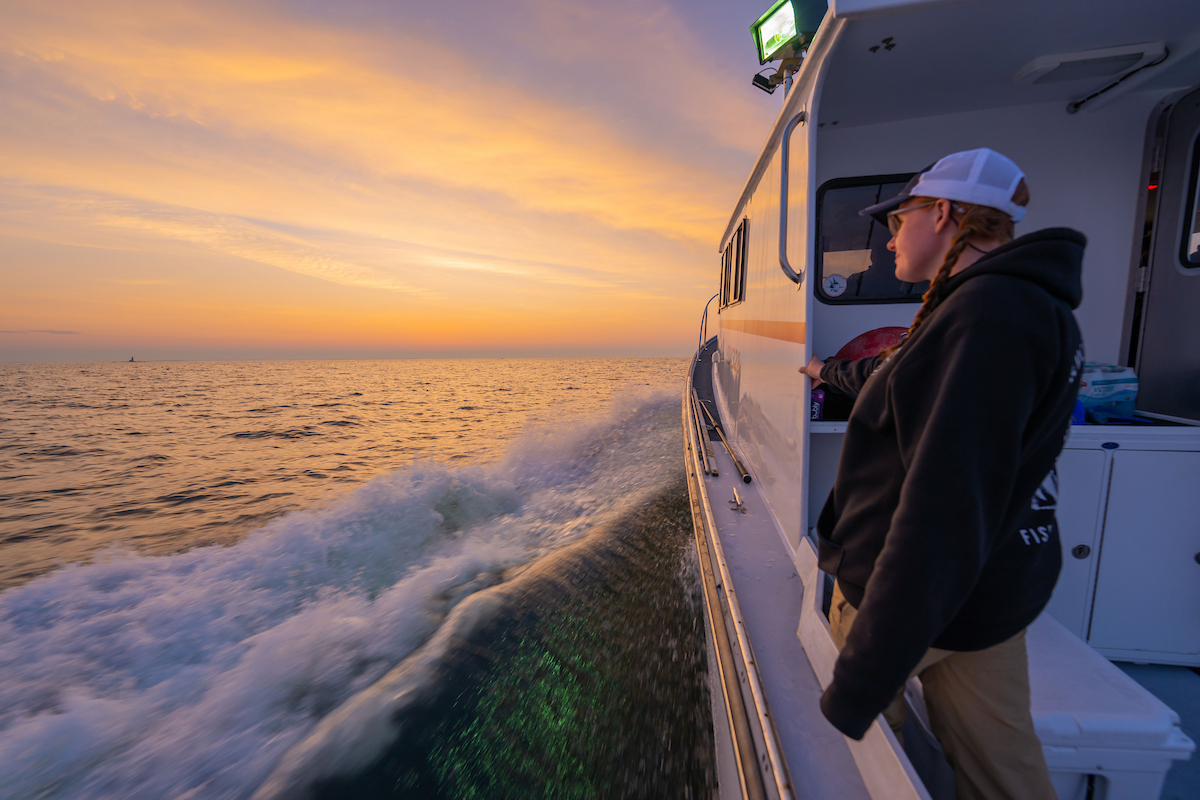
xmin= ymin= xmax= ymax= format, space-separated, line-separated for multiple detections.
xmin=696 ymin=393 xmax=752 ymax=484
xmin=690 ymin=389 xmax=718 ymax=476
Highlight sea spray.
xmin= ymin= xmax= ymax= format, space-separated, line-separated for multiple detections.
xmin=304 ymin=482 xmax=714 ymax=800
xmin=250 ymin=588 xmax=511 ymax=799
xmin=0 ymin=391 xmax=708 ymax=799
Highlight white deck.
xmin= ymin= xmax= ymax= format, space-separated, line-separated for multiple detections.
xmin=1116 ymin=664 xmax=1200 ymax=800
xmin=691 ymin=395 xmax=874 ymax=800
xmin=687 ymin=346 xmax=929 ymax=799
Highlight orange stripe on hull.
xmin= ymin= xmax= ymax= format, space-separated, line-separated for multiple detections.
xmin=720 ymin=318 xmax=806 ymax=343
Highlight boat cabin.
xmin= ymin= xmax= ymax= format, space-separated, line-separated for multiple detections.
xmin=686 ymin=0 xmax=1200 ymax=797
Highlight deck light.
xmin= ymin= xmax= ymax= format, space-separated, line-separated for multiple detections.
xmin=749 ymin=1 xmax=824 ymax=95
xmin=752 ymin=0 xmax=799 ymax=64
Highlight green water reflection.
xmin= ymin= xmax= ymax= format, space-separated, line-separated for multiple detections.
xmin=318 ymin=485 xmax=714 ymax=799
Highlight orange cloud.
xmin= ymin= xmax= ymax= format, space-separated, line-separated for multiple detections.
xmin=2 ymin=0 xmax=734 ymax=240
xmin=0 ymin=0 xmax=772 ymax=357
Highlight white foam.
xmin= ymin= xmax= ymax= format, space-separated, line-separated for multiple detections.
xmin=0 ymin=392 xmax=680 ymax=799
xmin=250 ymin=587 xmax=508 ymax=800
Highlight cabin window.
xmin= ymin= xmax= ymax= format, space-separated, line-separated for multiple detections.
xmin=720 ymin=218 xmax=749 ymax=308
xmin=1184 ymin=136 xmax=1200 ymax=267
xmin=720 ymin=245 xmax=730 ymax=307
xmin=815 ymin=176 xmax=930 ymax=304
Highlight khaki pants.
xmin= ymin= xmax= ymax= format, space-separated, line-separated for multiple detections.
xmin=829 ymin=582 xmax=1056 ymax=800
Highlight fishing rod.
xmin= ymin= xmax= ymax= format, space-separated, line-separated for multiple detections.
xmin=689 ymin=388 xmax=718 ymax=477
xmin=694 ymin=390 xmax=752 ymax=484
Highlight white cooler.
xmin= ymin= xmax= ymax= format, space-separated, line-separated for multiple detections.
xmin=901 ymin=614 xmax=1194 ymax=800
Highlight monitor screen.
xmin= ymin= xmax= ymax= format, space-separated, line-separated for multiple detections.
xmin=754 ymin=1 xmax=799 ymax=64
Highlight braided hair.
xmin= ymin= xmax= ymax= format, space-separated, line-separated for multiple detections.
xmin=879 ymin=179 xmax=1030 ymax=359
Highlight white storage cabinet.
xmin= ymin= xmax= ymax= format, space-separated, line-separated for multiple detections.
xmin=1044 ymin=425 xmax=1200 ymax=666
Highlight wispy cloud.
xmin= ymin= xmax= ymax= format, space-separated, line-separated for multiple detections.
xmin=97 ymin=206 xmax=424 ymax=294
xmin=0 ymin=183 xmax=424 ymax=293
xmin=0 ymin=0 xmax=738 ymax=242
xmin=0 ymin=0 xmax=772 ymax=357
xmin=0 ymin=329 xmax=81 ymax=335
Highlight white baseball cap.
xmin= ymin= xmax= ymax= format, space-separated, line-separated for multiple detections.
xmin=860 ymin=148 xmax=1027 ymax=224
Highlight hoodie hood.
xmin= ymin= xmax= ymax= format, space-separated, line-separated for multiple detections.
xmin=944 ymin=227 xmax=1085 ymax=309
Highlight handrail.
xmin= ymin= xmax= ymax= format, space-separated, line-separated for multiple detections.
xmin=698 ymin=293 xmax=719 ymax=358
xmin=683 ymin=390 xmax=768 ymax=800
xmin=683 ymin=357 xmax=795 ymax=800
xmin=778 ymin=111 xmax=807 ymax=284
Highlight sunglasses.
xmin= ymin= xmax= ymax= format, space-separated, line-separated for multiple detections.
xmin=886 ymin=200 xmax=938 ymax=236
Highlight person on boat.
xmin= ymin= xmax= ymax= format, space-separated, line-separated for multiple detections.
xmin=800 ymin=148 xmax=1084 ymax=800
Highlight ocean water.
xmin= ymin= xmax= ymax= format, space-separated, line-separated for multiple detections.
xmin=0 ymin=358 xmax=714 ymax=799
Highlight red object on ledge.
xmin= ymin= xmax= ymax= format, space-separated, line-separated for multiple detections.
xmin=833 ymin=327 xmax=909 ymax=361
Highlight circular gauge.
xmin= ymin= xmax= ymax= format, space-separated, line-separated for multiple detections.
xmin=823 ymin=274 xmax=847 ymax=297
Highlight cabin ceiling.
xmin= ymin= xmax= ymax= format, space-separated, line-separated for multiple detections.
xmin=818 ymin=0 xmax=1200 ymax=128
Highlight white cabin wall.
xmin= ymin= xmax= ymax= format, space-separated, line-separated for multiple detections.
xmin=715 ymin=111 xmax=816 ymax=557
xmin=812 ymin=95 xmax=1160 ymax=364
xmin=713 ymin=58 xmax=1161 ymax=554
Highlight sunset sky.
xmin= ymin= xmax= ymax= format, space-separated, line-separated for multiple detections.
xmin=0 ymin=0 xmax=782 ymax=362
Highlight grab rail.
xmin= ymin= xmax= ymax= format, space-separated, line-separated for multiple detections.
xmin=778 ymin=111 xmax=807 ymax=284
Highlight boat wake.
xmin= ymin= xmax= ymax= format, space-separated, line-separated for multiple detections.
xmin=0 ymin=391 xmax=710 ymax=800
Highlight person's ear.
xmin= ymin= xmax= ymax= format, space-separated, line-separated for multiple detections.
xmin=933 ymin=199 xmax=956 ymax=234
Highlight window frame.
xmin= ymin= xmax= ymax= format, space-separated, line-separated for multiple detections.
xmin=720 ymin=217 xmax=750 ymax=309
xmin=1179 ymin=132 xmax=1200 ymax=270
xmin=814 ymin=173 xmax=928 ymax=305
xmin=720 ymin=244 xmax=730 ymax=308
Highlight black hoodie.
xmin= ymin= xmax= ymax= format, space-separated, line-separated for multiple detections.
xmin=815 ymin=228 xmax=1085 ymax=740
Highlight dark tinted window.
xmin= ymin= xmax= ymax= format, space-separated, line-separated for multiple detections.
xmin=816 ymin=176 xmax=929 ymax=304
xmin=720 ymin=218 xmax=749 ymax=308
xmin=1185 ymin=136 xmax=1200 ymax=267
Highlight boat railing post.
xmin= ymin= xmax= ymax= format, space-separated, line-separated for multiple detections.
xmin=698 ymin=293 xmax=719 ymax=358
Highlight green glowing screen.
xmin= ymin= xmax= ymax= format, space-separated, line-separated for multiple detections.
xmin=752 ymin=0 xmax=799 ymax=64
